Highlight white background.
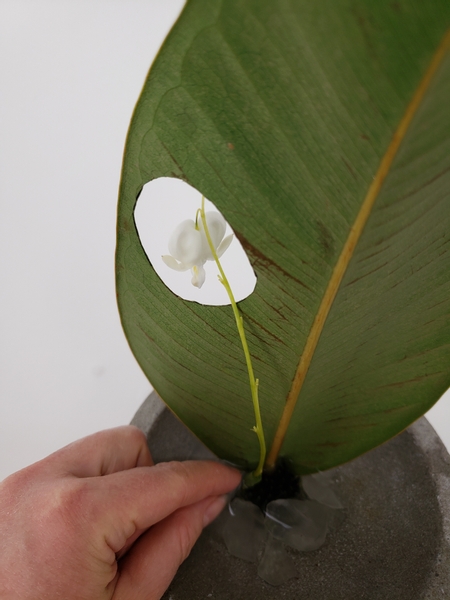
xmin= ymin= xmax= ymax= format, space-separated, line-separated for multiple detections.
xmin=1 ymin=1 xmax=449 ymax=481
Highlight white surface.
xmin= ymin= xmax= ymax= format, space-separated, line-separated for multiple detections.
xmin=0 ymin=1 xmax=184 ymax=481
xmin=427 ymin=393 xmax=450 ymax=453
xmin=1 ymin=1 xmax=448 ymax=482
xmin=135 ymin=177 xmax=256 ymax=305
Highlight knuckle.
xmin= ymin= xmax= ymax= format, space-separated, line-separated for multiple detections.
xmin=0 ymin=469 xmax=28 ymax=499
xmin=43 ymin=479 xmax=94 ymax=531
xmin=106 ymin=424 xmax=147 ymax=448
xmin=125 ymin=424 xmax=147 ymax=445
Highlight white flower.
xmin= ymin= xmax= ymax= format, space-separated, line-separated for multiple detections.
xmin=162 ymin=211 xmax=233 ymax=288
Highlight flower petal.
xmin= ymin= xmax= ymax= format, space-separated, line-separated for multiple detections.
xmin=168 ymin=219 xmax=204 ymax=266
xmin=191 ymin=264 xmax=206 ymax=288
xmin=161 ymin=255 xmax=190 ymax=271
xmin=216 ymin=234 xmax=234 ymax=258
xmin=199 ymin=211 xmax=227 ymax=260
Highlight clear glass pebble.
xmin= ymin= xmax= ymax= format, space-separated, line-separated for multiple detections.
xmin=257 ymin=534 xmax=297 ymax=586
xmin=302 ymin=473 xmax=344 ymax=509
xmin=265 ymin=498 xmax=330 ymax=551
xmin=221 ymin=470 xmax=345 ymax=584
xmin=222 ymin=498 xmax=266 ymax=562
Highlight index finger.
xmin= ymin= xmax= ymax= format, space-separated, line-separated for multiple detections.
xmin=95 ymin=460 xmax=241 ymax=552
xmin=41 ymin=426 xmax=153 ymax=477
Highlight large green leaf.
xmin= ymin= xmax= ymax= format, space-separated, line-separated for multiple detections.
xmin=116 ymin=0 xmax=450 ymax=474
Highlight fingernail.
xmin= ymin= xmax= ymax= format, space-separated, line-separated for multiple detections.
xmin=203 ymin=495 xmax=228 ymax=527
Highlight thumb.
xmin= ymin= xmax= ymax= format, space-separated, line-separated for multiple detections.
xmin=113 ymin=495 xmax=227 ymax=600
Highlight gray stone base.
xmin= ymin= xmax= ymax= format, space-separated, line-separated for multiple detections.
xmin=131 ymin=392 xmax=450 ymax=599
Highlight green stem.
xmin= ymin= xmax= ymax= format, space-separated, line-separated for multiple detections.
xmin=200 ymin=197 xmax=266 ymax=479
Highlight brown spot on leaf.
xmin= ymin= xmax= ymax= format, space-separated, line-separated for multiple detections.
xmin=341 ymin=156 xmax=358 ymax=180
xmin=397 ymin=163 xmax=450 ymax=202
xmin=316 ymin=221 xmax=335 ymax=259
xmin=383 ymin=405 xmax=410 ymax=415
xmin=269 ymin=304 xmax=289 ymax=322
xmin=227 ymin=142 xmax=235 ymax=150
xmin=159 ymin=141 xmax=189 ymax=181
xmin=235 ymin=232 xmax=312 ymax=291
xmin=239 ymin=308 xmax=286 ymax=346
xmin=139 ymin=327 xmax=155 ymax=345
xmin=351 ymin=6 xmax=377 ymax=59
xmin=375 ymin=372 xmax=444 ymax=391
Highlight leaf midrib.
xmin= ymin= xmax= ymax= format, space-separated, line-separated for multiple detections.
xmin=265 ymin=27 xmax=450 ymax=470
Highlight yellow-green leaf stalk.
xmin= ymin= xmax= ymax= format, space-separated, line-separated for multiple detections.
xmin=198 ymin=197 xmax=266 ymax=482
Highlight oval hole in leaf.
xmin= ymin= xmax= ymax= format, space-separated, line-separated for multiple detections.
xmin=134 ymin=177 xmax=257 ymax=306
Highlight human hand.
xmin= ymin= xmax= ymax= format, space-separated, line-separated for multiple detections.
xmin=0 ymin=426 xmax=241 ymax=599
